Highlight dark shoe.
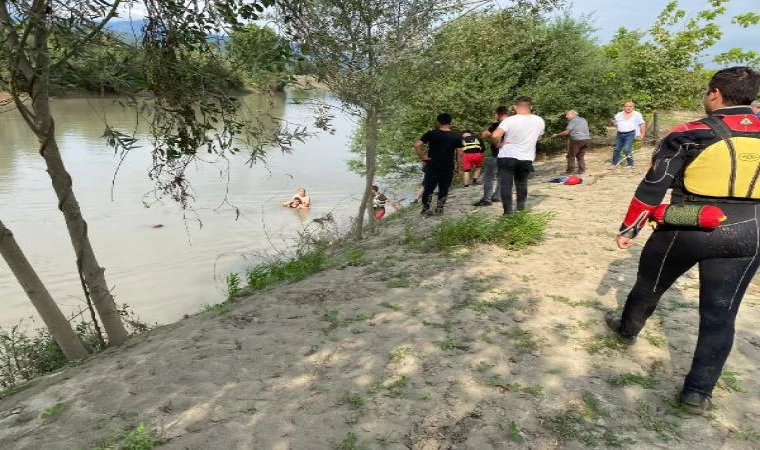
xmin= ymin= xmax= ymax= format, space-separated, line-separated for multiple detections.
xmin=679 ymin=391 xmax=711 ymax=415
xmin=473 ymin=199 xmax=492 ymax=207
xmin=420 ymin=206 xmax=430 ymax=216
xmin=463 ymin=184 xmax=470 ymax=188
xmin=604 ymin=311 xmax=636 ymax=345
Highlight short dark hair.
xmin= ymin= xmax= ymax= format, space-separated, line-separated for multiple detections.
xmin=708 ymin=66 xmax=760 ymax=106
xmin=515 ymin=96 xmax=532 ymax=105
xmin=372 ymin=185 xmax=379 ymax=191
xmin=436 ymin=113 xmax=452 ymax=125
xmin=495 ymin=105 xmax=509 ymax=116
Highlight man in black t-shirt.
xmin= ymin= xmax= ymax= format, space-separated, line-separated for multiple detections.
xmin=474 ymin=106 xmax=509 ymax=207
xmin=413 ymin=113 xmax=464 ymax=215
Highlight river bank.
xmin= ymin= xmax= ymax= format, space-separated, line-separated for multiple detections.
xmin=2 ymin=146 xmax=760 ymax=450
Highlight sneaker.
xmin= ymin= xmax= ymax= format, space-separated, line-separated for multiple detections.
xmin=679 ymin=391 xmax=712 ymax=415
xmin=604 ymin=311 xmax=636 ymax=345
xmin=473 ymin=199 xmax=492 ymax=207
xmin=607 ymin=165 xmax=616 ymax=170
xmin=625 ymin=165 xmax=634 ymax=170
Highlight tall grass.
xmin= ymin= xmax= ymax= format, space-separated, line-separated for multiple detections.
xmin=433 ymin=211 xmax=551 ymax=250
xmin=245 ymin=248 xmax=326 ymax=291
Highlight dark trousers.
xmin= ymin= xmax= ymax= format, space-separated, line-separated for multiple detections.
xmin=498 ymin=157 xmax=533 ymax=213
xmin=480 ymin=156 xmax=501 ymax=202
xmin=421 ymin=165 xmax=453 ymax=211
xmin=566 ymin=139 xmax=589 ymax=173
xmin=620 ymin=203 xmax=760 ymax=396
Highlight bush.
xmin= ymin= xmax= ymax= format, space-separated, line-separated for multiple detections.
xmin=245 ymin=248 xmax=327 ymax=291
xmin=433 ymin=211 xmax=551 ymax=250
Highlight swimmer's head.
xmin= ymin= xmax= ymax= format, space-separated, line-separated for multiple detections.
xmin=296 ymin=187 xmax=306 ymax=196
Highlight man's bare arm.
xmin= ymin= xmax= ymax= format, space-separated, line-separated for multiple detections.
xmin=414 ymin=140 xmax=430 ymax=161
xmin=491 ymin=127 xmax=505 ymax=148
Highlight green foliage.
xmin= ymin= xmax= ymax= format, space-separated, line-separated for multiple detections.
xmin=95 ymin=423 xmax=160 ymax=450
xmin=40 ymin=403 xmax=65 ymax=421
xmin=226 ymin=273 xmax=243 ymax=299
xmin=717 ymin=368 xmax=744 ymax=393
xmin=432 ymin=211 xmax=550 ymax=251
xmin=201 ymin=302 xmax=233 ymax=314
xmin=604 ymin=0 xmax=729 ymax=111
xmin=227 ymin=24 xmax=293 ymax=90
xmin=508 ymin=421 xmax=525 ymax=443
xmin=636 ymin=399 xmax=681 ymax=441
xmin=245 ymin=249 xmax=326 ymax=291
xmin=607 ymin=372 xmax=658 ymax=389
xmin=335 ymin=432 xmax=369 ymax=450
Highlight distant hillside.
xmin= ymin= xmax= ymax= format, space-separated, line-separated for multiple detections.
xmin=105 ymin=19 xmax=228 ymax=46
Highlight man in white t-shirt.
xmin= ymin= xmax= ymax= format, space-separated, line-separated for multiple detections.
xmin=490 ymin=96 xmax=545 ymax=214
xmin=610 ymin=101 xmax=646 ymax=169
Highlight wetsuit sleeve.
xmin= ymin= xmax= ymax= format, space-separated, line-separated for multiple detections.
xmin=618 ymin=132 xmax=689 ymax=238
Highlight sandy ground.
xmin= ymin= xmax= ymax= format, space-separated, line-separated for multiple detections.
xmin=2 ymin=146 xmax=760 ymax=450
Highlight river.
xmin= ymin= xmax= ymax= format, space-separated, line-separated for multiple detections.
xmin=0 ymin=91 xmax=364 ymax=329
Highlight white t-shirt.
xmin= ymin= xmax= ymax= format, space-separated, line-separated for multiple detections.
xmin=497 ymin=114 xmax=545 ymax=161
xmin=614 ymin=111 xmax=645 ymax=134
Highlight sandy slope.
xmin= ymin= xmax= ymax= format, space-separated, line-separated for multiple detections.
xmin=2 ymin=147 xmax=760 ymax=450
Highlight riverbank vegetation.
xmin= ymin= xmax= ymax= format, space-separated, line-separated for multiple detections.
xmin=348 ymin=1 xmax=759 ymax=180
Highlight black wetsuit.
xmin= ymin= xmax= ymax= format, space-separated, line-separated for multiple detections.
xmin=618 ymin=106 xmax=760 ymax=397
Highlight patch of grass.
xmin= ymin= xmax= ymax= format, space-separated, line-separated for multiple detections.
xmin=522 ymin=385 xmax=545 ymax=398
xmin=245 ymin=249 xmax=326 ymax=291
xmin=735 ymin=428 xmax=760 ymax=442
xmin=543 ymin=393 xmax=615 ymax=448
xmin=343 ymin=392 xmax=366 ymax=409
xmin=335 ymin=432 xmax=369 ymax=450
xmin=580 ymin=391 xmax=608 ymax=420
xmin=503 ymin=326 xmax=543 ymax=354
xmin=385 ymin=376 xmax=409 ymax=398
xmin=476 ymin=361 xmax=493 ymax=373
xmin=507 ymin=421 xmax=525 ymax=443
xmin=584 ymin=333 xmax=629 ymax=356
xmin=422 ymin=319 xmax=458 ymax=332
xmin=95 ymin=423 xmax=160 ymax=450
xmin=226 ymin=273 xmax=242 ymax=299
xmin=439 ymin=333 xmax=470 ymax=351
xmin=545 ymin=368 xmax=563 ymax=375
xmin=386 ymin=273 xmax=413 ymax=288
xmin=484 ymin=375 xmax=521 ymax=392
xmin=479 ymin=332 xmax=495 ymax=344
xmin=311 ymin=384 xmax=328 ymax=393
xmin=322 ymin=310 xmax=368 ymax=331
xmin=576 ymin=319 xmax=599 ymax=330
xmin=432 ymin=211 xmax=551 ymax=251
xmin=717 ymin=368 xmax=744 ymax=392
xmin=345 ymin=248 xmax=367 ymax=266
xmin=419 ymin=392 xmax=432 ymax=401
xmin=389 ymin=346 xmax=413 ymax=361
xmin=40 ymin=403 xmax=64 ymax=421
xmin=463 ymin=277 xmax=496 ymax=293
xmin=200 ymin=302 xmax=232 ymax=314
xmin=607 ymin=372 xmax=658 ymax=389
xmin=636 ymin=399 xmax=680 ymax=442
xmin=379 ymin=302 xmax=402 ymax=311
xmin=549 ymin=295 xmax=603 ymax=309
xmin=643 ymin=331 xmax=667 ymax=348
xmin=662 ymin=395 xmax=690 ymax=418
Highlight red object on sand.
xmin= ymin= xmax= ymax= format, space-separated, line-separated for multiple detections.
xmin=564 ymin=175 xmax=582 ymax=186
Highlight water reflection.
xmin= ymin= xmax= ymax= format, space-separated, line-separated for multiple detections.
xmin=0 ymin=91 xmax=362 ymax=328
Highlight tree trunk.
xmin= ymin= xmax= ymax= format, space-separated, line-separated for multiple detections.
xmin=0 ymin=219 xmax=89 ymax=360
xmin=28 ymin=22 xmax=130 ymax=346
xmin=354 ymin=109 xmax=379 ymax=239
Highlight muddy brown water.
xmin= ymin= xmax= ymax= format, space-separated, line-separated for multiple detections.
xmin=0 ymin=91 xmax=363 ymax=329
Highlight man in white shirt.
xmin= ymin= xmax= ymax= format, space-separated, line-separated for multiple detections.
xmin=610 ymin=101 xmax=646 ymax=169
xmin=491 ymin=96 xmax=545 ymax=214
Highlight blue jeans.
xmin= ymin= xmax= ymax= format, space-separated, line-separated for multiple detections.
xmin=613 ymin=131 xmax=636 ymax=166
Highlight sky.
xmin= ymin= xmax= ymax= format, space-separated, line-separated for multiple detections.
xmin=568 ymin=0 xmax=760 ymax=55
xmin=116 ymin=0 xmax=760 ymax=57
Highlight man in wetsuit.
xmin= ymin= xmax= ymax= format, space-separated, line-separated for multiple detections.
xmin=606 ymin=66 xmax=760 ymax=412
xmin=474 ymin=106 xmax=510 ymax=207
xmin=414 ymin=113 xmax=464 ymax=216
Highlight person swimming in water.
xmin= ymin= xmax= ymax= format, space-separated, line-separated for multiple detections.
xmin=282 ymin=196 xmax=308 ymax=209
xmin=281 ymin=187 xmax=311 ymax=208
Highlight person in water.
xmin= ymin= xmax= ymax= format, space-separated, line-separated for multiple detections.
xmin=283 ymin=196 xmax=308 ymax=209
xmin=281 ymin=187 xmax=311 ymax=208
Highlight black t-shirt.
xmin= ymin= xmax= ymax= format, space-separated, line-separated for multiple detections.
xmin=420 ymin=129 xmax=462 ymax=169
xmin=488 ymin=121 xmax=501 ymax=157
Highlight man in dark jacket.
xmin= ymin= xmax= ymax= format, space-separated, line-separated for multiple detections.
xmin=607 ymin=67 xmax=760 ymax=413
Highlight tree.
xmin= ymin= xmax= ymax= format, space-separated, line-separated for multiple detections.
xmin=0 ymin=0 xmax=279 ymax=348
xmin=348 ymin=10 xmax=614 ymax=179
xmin=227 ymin=24 xmax=293 ymax=90
xmin=278 ymin=0 xmax=564 ymax=238
xmin=0 ymin=219 xmax=88 ymax=360
xmin=715 ymin=12 xmax=760 ymax=67
xmin=604 ymin=0 xmax=729 ymax=111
